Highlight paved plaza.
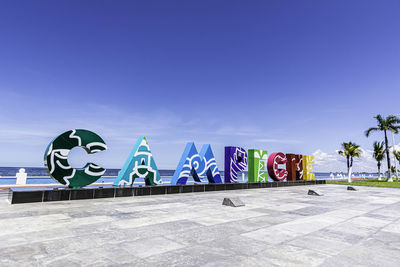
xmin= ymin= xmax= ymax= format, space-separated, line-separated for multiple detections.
xmin=1 ymin=184 xmax=400 ymax=266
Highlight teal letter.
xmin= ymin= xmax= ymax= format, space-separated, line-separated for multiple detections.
xmin=113 ymin=136 xmax=162 ymax=187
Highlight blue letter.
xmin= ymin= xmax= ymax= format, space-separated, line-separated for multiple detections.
xmin=171 ymin=142 xmax=222 ymax=185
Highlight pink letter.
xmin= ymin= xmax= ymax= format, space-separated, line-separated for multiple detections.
xmin=267 ymin=152 xmax=288 ymax=181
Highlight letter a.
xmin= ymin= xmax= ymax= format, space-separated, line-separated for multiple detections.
xmin=113 ymin=136 xmax=162 ymax=187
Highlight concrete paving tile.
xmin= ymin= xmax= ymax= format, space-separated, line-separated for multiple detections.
xmin=276 ymin=217 xmax=333 ymax=235
xmin=136 ymin=219 xmax=203 ymax=234
xmin=242 ymin=209 xmax=305 ymax=225
xmin=327 ymin=222 xmax=378 ymax=236
xmin=288 ymin=234 xmax=352 ymax=256
xmin=0 ymin=233 xmax=29 ymax=249
xmin=69 ymin=215 xmax=114 ymax=226
xmin=143 ymin=243 xmax=237 ymax=267
xmin=0 ymin=258 xmax=43 ymax=267
xmin=250 ymin=207 xmax=292 ymax=215
xmin=367 ymin=230 xmax=400 ymax=249
xmin=0 ymin=220 xmax=118 ymax=249
xmin=285 ymin=206 xmax=332 ymax=216
xmin=1 ymin=184 xmax=400 ymax=266
xmin=363 ymin=212 xmax=398 ymax=221
xmin=370 ymin=208 xmax=400 ymax=218
xmin=165 ymin=224 xmax=243 ymax=246
xmin=345 ymin=216 xmax=389 ymax=228
xmin=103 ymin=219 xmax=204 ymax=244
xmin=0 ymin=209 xmax=64 ymax=220
xmin=262 ymin=203 xmax=312 ymax=212
xmin=381 ymin=219 xmax=400 ymax=234
xmin=111 ymin=214 xmax=174 ymax=229
xmin=43 ymin=258 xmax=82 ymax=267
xmin=119 ymin=236 xmax=184 ymax=258
xmin=42 ymin=249 xmax=113 ymax=267
xmin=0 ymin=242 xmax=47 ymax=263
xmin=84 ymin=259 xmax=122 ymax=267
xmin=310 ymin=228 xmax=365 ymax=245
xmin=213 ymin=255 xmax=281 ymax=267
xmin=85 ymin=244 xmax=147 ymax=265
xmin=115 ymin=202 xmax=188 ymax=213
xmin=320 ymin=209 xmax=367 ymax=220
xmin=360 ymin=236 xmax=400 ymax=252
xmin=202 ymin=255 xmax=273 ymax=267
xmin=194 ymin=210 xmax=266 ymax=226
xmin=369 ymin=197 xmax=400 ymax=205
xmin=33 ymin=235 xmax=107 ymax=259
xmin=346 ymin=204 xmax=381 ymax=213
xmin=321 ymin=244 xmax=400 ymax=267
xmin=216 ymin=215 xmax=275 ymax=232
xmin=253 ymin=244 xmax=330 ymax=266
xmin=0 ymin=214 xmax=71 ymax=236
xmin=242 ymin=227 xmax=300 ymax=244
xmin=201 ymin=235 xmax=273 ymax=257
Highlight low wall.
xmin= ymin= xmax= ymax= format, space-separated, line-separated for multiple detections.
xmin=8 ymin=180 xmax=326 ymax=204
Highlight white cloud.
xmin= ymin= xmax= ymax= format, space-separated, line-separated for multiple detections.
xmin=312 ymin=147 xmax=393 ymax=173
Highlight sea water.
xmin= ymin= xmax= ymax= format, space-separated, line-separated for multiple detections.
xmin=0 ymin=167 xmax=359 ymax=185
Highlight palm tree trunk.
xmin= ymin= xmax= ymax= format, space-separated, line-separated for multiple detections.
xmin=348 ymin=156 xmax=352 ymax=183
xmin=384 ymin=130 xmax=393 ymax=182
xmin=378 ymin=162 xmax=381 ymax=181
xmin=397 ymin=160 xmax=400 ymax=182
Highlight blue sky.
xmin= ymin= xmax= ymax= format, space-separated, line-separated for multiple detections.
xmin=1 ymin=0 xmax=400 ymax=172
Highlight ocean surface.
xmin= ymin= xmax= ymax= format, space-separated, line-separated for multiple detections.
xmin=0 ymin=167 xmax=377 ymax=186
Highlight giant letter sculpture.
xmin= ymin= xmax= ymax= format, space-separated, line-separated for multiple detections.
xmin=302 ymin=155 xmax=315 ymax=180
xmin=295 ymin=154 xmax=303 ymax=180
xmin=248 ymin=149 xmax=268 ymax=182
xmin=113 ymin=136 xmax=162 ymax=187
xmin=286 ymin=154 xmax=297 ymax=181
xmin=267 ymin=152 xmax=288 ymax=182
xmin=44 ymin=129 xmax=107 ymax=188
xmin=286 ymin=154 xmax=304 ymax=181
xmin=171 ymin=143 xmax=222 ymax=185
xmin=224 ymin=146 xmax=248 ymax=183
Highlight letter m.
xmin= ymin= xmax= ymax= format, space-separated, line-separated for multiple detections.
xmin=171 ymin=142 xmax=222 ymax=185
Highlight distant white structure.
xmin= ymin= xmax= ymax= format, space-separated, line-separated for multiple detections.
xmin=16 ymin=168 xmax=27 ymax=185
xmin=330 ymin=173 xmax=335 ymax=179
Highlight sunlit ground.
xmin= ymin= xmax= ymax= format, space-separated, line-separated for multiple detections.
xmin=328 ymin=179 xmax=400 ymax=188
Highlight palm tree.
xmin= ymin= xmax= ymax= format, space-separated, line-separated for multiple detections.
xmin=338 ymin=142 xmax=362 ymax=183
xmin=394 ymin=150 xmax=400 ymax=180
xmin=373 ymin=141 xmax=385 ymax=180
xmin=365 ymin=114 xmax=400 ymax=182
xmin=391 ymin=166 xmax=397 ymax=174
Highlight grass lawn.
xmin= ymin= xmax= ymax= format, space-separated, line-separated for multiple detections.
xmin=328 ymin=179 xmax=400 ymax=188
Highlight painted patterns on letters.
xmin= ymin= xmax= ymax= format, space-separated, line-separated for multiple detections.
xmin=248 ymin=149 xmax=268 ymax=182
xmin=171 ymin=143 xmax=222 ymax=185
xmin=44 ymin=129 xmax=107 ymax=188
xmin=113 ymin=136 xmax=162 ymax=187
xmin=267 ymin=152 xmax=288 ymax=182
xmin=303 ymin=155 xmax=315 ymax=181
xmin=286 ymin=154 xmax=304 ymax=181
xmin=224 ymin=146 xmax=248 ymax=183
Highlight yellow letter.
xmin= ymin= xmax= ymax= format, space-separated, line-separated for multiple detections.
xmin=302 ymin=155 xmax=315 ymax=181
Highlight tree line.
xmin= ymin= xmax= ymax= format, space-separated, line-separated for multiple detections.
xmin=338 ymin=114 xmax=400 ymax=183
